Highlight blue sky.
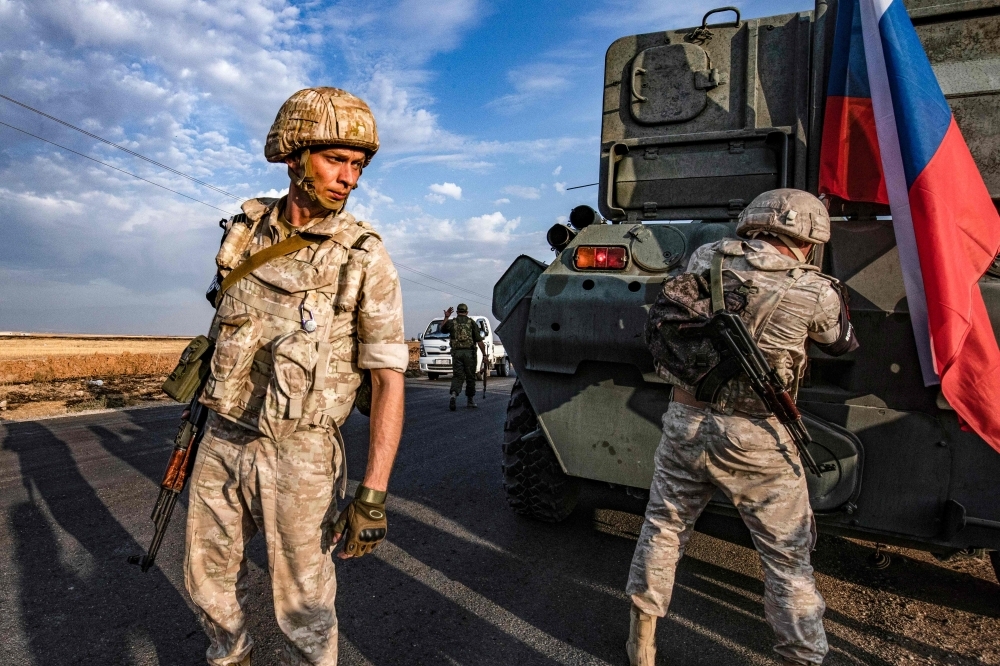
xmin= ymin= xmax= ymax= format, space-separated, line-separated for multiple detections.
xmin=0 ymin=0 xmax=808 ymax=337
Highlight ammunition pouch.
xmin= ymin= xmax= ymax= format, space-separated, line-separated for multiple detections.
xmin=200 ymin=314 xmax=264 ymax=415
xmin=162 ymin=335 xmax=215 ymax=403
xmin=260 ymin=330 xmax=320 ymax=441
xmin=354 ymin=370 xmax=373 ymax=417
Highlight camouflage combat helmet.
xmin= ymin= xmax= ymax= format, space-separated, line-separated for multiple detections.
xmin=265 ymin=87 xmax=379 ymax=162
xmin=736 ymin=189 xmax=831 ymax=258
xmin=265 ymin=88 xmax=379 ymax=211
xmin=457 ymin=303 xmax=469 ymax=314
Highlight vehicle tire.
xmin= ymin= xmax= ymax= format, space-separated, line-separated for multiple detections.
xmin=502 ymin=379 xmax=579 ymax=522
xmin=990 ymin=550 xmax=1000 ymax=585
xmin=497 ymin=356 xmax=510 ymax=377
xmin=427 ymin=373 xmax=439 ymax=380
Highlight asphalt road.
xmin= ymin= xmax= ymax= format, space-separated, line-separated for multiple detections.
xmin=1 ymin=376 xmax=997 ymax=666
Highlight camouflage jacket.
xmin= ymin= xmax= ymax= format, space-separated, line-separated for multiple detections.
xmin=442 ymin=315 xmax=483 ymax=350
xmin=665 ymin=239 xmax=843 ymax=417
xmin=200 ymin=196 xmax=406 ymax=439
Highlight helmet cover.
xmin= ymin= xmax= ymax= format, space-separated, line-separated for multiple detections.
xmin=265 ymin=87 xmax=379 ymax=163
xmin=736 ymin=189 xmax=830 ymax=245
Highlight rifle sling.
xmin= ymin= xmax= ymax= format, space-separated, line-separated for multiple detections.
xmin=217 ymin=234 xmax=317 ymax=306
xmin=710 ymin=251 xmax=725 ymax=313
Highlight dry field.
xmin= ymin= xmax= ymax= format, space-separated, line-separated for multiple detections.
xmin=0 ymin=335 xmax=424 ymax=421
xmin=0 ymin=334 xmax=190 ymax=421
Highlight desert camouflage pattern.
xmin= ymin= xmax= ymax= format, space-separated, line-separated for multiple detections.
xmin=185 ymin=413 xmax=342 ymax=666
xmin=187 ymin=196 xmax=406 ymax=664
xmin=678 ymin=239 xmax=842 ymax=417
xmin=627 ymin=401 xmax=829 ymax=665
xmin=736 ymin=188 xmax=831 ymax=245
xmin=265 ymin=88 xmax=379 ymax=163
xmin=203 ymin=196 xmax=407 ymax=439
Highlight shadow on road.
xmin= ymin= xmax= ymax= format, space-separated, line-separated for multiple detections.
xmin=2 ymin=418 xmax=203 ymax=665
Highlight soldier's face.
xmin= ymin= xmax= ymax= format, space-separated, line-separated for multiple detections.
xmin=304 ymin=147 xmax=368 ymax=203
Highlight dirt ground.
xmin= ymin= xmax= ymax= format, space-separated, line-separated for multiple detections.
xmin=0 ymin=336 xmax=424 ymax=421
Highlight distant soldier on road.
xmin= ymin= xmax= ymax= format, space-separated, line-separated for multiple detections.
xmin=627 ymin=190 xmax=858 ymax=666
xmin=184 ymin=87 xmax=407 ymax=666
xmin=440 ymin=303 xmax=486 ymax=410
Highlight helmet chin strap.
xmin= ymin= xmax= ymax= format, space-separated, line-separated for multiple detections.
xmin=747 ymin=230 xmax=811 ymax=263
xmin=775 ymin=233 xmax=810 ymax=263
xmin=288 ymin=149 xmax=348 ymax=213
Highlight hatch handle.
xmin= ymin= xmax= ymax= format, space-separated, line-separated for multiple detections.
xmin=631 ymin=67 xmax=648 ymax=103
xmin=702 ymin=6 xmax=741 ymax=29
xmin=687 ymin=7 xmax=741 ymax=42
xmin=605 ymin=143 xmax=629 ymax=222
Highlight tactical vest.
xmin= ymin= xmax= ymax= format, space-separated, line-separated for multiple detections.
xmin=199 ymin=198 xmax=380 ymax=444
xmin=449 ymin=316 xmax=478 ymax=349
xmin=647 ymin=240 xmax=845 ymax=417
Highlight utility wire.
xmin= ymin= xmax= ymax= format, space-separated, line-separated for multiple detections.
xmin=397 ymin=275 xmax=492 ymax=308
xmin=566 ymin=182 xmax=598 ymax=190
xmin=0 ymin=120 xmax=236 ymax=215
xmin=394 ymin=262 xmax=490 ymax=300
xmin=0 ymin=93 xmax=244 ymax=201
xmin=0 ymin=94 xmax=495 ymax=306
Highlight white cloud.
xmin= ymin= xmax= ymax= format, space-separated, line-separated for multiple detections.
xmin=425 ymin=193 xmax=447 ymax=204
xmin=552 ymin=165 xmax=562 ymax=176
xmin=466 ymin=212 xmax=520 ymax=243
xmin=554 ymin=182 xmax=567 ymax=194
xmin=489 ymin=63 xmax=573 ymax=111
xmin=503 ymin=185 xmax=541 ymax=200
xmin=428 ymin=182 xmax=462 ymax=200
xmin=493 ymin=198 xmax=510 ymax=205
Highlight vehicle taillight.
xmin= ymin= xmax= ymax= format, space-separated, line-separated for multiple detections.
xmin=574 ymin=246 xmax=627 ymax=270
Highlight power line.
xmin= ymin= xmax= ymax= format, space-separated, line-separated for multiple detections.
xmin=0 ymin=93 xmax=244 ymax=201
xmin=397 ymin=275 xmax=492 ymax=308
xmin=0 ymin=120 xmax=236 ymax=215
xmin=0 ymin=93 xmax=497 ymax=306
xmin=394 ymin=262 xmax=490 ymax=300
xmin=566 ymin=182 xmax=598 ymax=190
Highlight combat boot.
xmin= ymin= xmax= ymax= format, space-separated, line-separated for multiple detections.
xmin=625 ymin=604 xmax=656 ymax=666
xmin=449 ymin=394 xmax=457 ymax=411
xmin=467 ymin=396 xmax=478 ymax=409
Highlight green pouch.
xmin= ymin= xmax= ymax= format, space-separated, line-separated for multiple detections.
xmin=354 ymin=370 xmax=372 ymax=417
xmin=162 ymin=335 xmax=214 ymax=403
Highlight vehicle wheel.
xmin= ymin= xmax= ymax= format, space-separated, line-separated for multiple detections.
xmin=502 ymin=379 xmax=579 ymax=522
xmin=990 ymin=551 xmax=1000 ymax=584
xmin=427 ymin=373 xmax=439 ymax=380
xmin=497 ymin=357 xmax=510 ymax=377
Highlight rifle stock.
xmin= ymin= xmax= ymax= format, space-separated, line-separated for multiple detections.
xmin=129 ymin=400 xmax=209 ymax=572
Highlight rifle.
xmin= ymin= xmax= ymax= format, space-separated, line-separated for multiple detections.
xmin=481 ymin=352 xmax=489 ymax=399
xmin=129 ymin=398 xmax=209 ymax=572
xmin=707 ymin=312 xmax=823 ymax=476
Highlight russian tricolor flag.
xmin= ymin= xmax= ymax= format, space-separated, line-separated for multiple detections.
xmin=819 ymin=0 xmax=1000 ymax=453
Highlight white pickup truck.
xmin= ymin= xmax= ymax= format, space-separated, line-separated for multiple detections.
xmin=418 ymin=315 xmax=511 ymax=381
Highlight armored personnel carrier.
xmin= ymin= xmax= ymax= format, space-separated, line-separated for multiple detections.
xmin=492 ymin=0 xmax=1000 ymax=578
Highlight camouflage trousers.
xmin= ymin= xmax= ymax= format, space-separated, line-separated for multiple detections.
xmin=627 ymin=401 xmax=828 ymax=665
xmin=185 ymin=412 xmax=342 ymax=666
xmin=450 ymin=349 xmax=478 ymax=397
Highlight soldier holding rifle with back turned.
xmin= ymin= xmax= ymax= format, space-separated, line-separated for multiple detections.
xmin=627 ymin=189 xmax=859 ymax=666
xmin=440 ymin=303 xmax=486 ymax=410
xmin=136 ymin=87 xmax=408 ymax=666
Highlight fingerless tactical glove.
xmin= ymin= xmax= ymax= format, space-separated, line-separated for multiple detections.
xmin=331 ymin=485 xmax=387 ymax=558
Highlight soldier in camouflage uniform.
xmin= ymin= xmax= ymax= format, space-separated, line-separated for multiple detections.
xmin=184 ymin=88 xmax=408 ymax=666
xmin=626 ymin=190 xmax=855 ymax=666
xmin=440 ymin=303 xmax=486 ymax=410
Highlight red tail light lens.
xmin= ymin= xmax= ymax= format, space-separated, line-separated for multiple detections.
xmin=574 ymin=245 xmax=628 ymax=270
